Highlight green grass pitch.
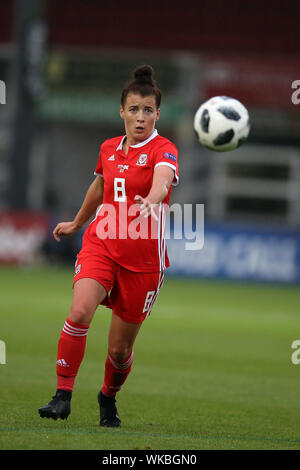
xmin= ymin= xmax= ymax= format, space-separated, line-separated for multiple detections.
xmin=0 ymin=265 xmax=300 ymax=450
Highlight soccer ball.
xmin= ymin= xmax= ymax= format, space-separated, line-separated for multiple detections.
xmin=193 ymin=96 xmax=250 ymax=152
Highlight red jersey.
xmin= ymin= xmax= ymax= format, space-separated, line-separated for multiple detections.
xmin=83 ymin=129 xmax=179 ymax=273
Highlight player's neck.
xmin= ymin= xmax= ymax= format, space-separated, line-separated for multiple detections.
xmin=122 ymin=134 xmax=149 ymax=154
xmin=122 ymin=136 xmax=139 ymax=155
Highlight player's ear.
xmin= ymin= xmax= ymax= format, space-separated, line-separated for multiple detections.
xmin=155 ymin=108 xmax=160 ymax=121
xmin=120 ymin=106 xmax=125 ymax=120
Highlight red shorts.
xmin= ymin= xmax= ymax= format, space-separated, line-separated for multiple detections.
xmin=73 ymin=250 xmax=164 ymax=324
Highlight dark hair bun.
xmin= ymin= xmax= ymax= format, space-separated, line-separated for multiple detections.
xmin=134 ymin=65 xmax=155 ymax=86
xmin=121 ymin=64 xmax=161 ymax=107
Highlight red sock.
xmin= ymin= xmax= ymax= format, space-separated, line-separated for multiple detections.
xmin=56 ymin=318 xmax=89 ymax=391
xmin=101 ymin=351 xmax=134 ymax=397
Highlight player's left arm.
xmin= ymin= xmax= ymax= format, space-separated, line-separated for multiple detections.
xmin=134 ymin=165 xmax=174 ymax=218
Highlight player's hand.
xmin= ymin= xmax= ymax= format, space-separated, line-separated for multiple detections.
xmin=53 ymin=221 xmax=80 ymax=242
xmin=134 ymin=195 xmax=158 ymax=221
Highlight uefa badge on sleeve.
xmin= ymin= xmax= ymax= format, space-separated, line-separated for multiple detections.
xmin=136 ymin=153 xmax=148 ymax=166
xmin=74 ymin=263 xmax=81 ymax=276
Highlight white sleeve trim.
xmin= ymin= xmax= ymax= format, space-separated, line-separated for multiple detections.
xmin=94 ymin=171 xmax=103 ymax=177
xmin=154 ymin=162 xmax=179 ymax=186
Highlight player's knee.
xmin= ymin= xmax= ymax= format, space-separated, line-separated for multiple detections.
xmin=68 ymin=305 xmax=92 ymax=324
xmin=108 ymin=345 xmax=132 ymax=364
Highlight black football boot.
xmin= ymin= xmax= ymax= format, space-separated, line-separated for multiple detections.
xmin=38 ymin=389 xmax=72 ymax=420
xmin=98 ymin=391 xmax=121 ymax=428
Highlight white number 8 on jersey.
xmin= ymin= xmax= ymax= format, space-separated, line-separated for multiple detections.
xmin=114 ymin=178 xmax=126 ymax=202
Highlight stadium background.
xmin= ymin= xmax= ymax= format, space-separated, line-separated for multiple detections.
xmin=0 ymin=0 xmax=300 ymax=451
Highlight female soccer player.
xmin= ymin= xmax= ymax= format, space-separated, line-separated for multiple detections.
xmin=38 ymin=65 xmax=179 ymax=427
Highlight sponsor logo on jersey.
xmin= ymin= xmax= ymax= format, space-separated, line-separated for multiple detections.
xmin=163 ymin=152 xmax=177 ymax=162
xmin=118 ymin=164 xmax=129 ymax=173
xmin=136 ymin=153 xmax=148 ymax=166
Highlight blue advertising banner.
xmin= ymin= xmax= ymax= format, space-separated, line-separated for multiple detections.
xmin=167 ymin=222 xmax=300 ymax=284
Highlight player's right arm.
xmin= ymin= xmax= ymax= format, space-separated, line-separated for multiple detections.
xmin=53 ymin=175 xmax=104 ymax=242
